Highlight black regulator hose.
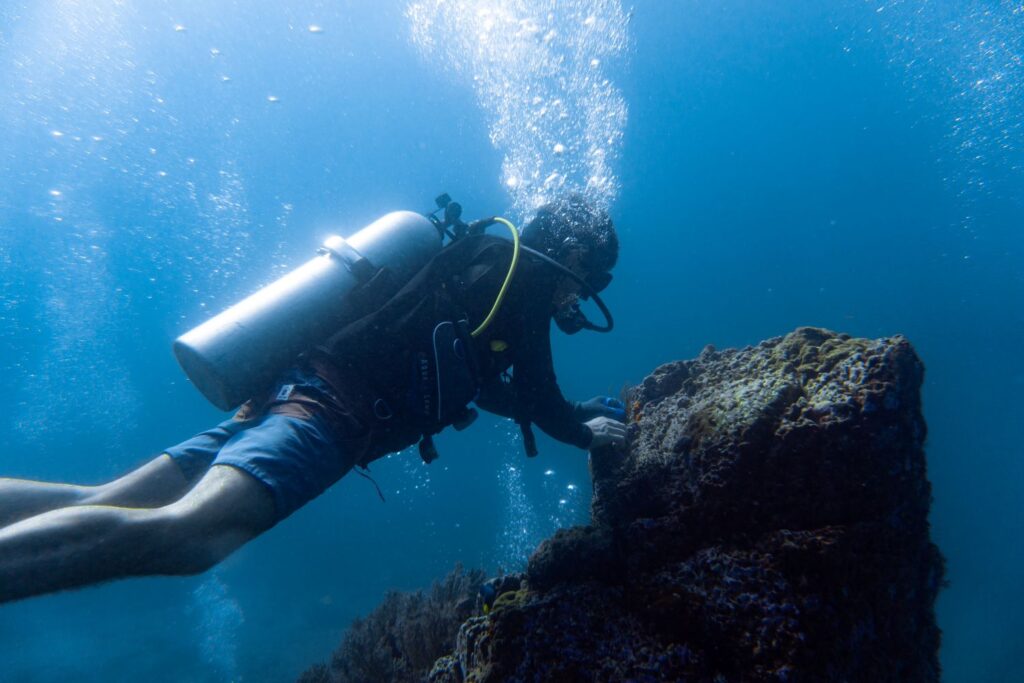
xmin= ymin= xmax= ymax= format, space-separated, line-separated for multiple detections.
xmin=518 ymin=243 xmax=614 ymax=333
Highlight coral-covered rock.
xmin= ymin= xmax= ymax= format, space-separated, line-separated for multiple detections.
xmin=432 ymin=327 xmax=944 ymax=682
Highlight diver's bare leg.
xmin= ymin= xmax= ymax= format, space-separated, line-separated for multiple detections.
xmin=0 ymin=480 xmax=84 ymax=528
xmin=87 ymin=454 xmax=194 ymax=507
xmin=0 ymin=454 xmax=193 ymax=528
xmin=0 ymin=464 xmax=274 ymax=605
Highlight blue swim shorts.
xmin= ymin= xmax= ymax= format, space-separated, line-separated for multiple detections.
xmin=165 ymin=368 xmax=360 ymax=522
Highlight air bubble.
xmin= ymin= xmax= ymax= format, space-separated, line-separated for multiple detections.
xmin=882 ymin=2 xmax=1024 ymax=197
xmin=407 ymin=0 xmax=628 ymax=214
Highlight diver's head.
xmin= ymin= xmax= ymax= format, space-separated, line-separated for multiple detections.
xmin=522 ymin=194 xmax=618 ymax=274
xmin=521 ymin=194 xmax=618 ymax=334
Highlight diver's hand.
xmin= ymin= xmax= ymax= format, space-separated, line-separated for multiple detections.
xmin=578 ymin=396 xmax=627 ymax=422
xmin=585 ymin=416 xmax=627 ymax=450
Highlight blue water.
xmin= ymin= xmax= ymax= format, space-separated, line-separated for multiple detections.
xmin=1 ymin=2 xmax=1021 ymax=681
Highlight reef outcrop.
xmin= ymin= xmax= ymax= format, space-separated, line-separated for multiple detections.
xmin=305 ymin=327 xmax=945 ymax=683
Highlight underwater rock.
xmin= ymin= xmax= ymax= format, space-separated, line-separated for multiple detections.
xmin=435 ymin=327 xmax=944 ymax=682
xmin=303 ymin=327 xmax=944 ymax=682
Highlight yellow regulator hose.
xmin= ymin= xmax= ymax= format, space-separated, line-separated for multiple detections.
xmin=471 ymin=216 xmax=521 ymax=337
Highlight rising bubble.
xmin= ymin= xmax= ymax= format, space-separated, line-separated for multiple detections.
xmin=190 ymin=572 xmax=244 ymax=682
xmin=874 ymin=1 xmax=1024 ymax=197
xmin=407 ymin=0 xmax=629 ymax=217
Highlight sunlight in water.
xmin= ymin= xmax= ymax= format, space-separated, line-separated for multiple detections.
xmin=0 ymin=1 xmax=267 ymax=443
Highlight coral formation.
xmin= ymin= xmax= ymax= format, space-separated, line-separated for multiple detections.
xmin=298 ymin=565 xmax=486 ymax=683
xmin=304 ymin=328 xmax=945 ymax=682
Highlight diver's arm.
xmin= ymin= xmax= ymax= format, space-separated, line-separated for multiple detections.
xmin=532 ymin=398 xmax=593 ymax=448
xmin=478 ymin=371 xmax=591 ymax=448
xmin=527 ymin=382 xmax=592 ymax=448
xmin=512 ymin=320 xmax=593 ymax=449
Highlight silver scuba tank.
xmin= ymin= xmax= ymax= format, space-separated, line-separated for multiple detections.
xmin=173 ymin=210 xmax=441 ymax=411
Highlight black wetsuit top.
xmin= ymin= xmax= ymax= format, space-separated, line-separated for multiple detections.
xmin=311 ymin=235 xmax=592 ymax=465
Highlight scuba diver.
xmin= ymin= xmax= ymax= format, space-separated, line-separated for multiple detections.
xmin=0 ymin=194 xmax=627 ymax=604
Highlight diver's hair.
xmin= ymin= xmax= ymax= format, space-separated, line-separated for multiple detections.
xmin=521 ymin=194 xmax=619 ymax=273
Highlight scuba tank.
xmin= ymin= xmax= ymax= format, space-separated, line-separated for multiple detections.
xmin=173 ymin=211 xmax=441 ymax=411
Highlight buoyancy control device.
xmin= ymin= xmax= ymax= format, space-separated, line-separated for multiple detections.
xmin=173 ymin=211 xmax=441 ymax=410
